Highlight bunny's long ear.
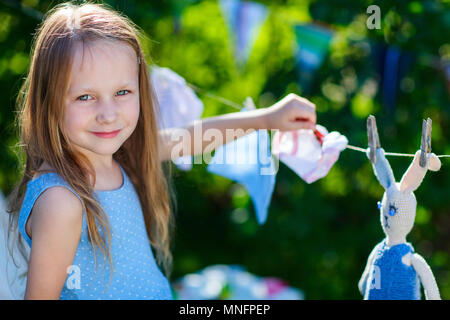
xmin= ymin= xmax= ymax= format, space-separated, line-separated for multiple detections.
xmin=399 ymin=150 xmax=440 ymax=193
xmin=366 ymin=148 xmax=396 ymax=189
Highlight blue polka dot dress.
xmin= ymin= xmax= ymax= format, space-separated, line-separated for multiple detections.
xmin=18 ymin=163 xmax=173 ymax=300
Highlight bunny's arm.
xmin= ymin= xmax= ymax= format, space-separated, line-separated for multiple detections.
xmin=358 ymin=245 xmax=379 ymax=295
xmin=410 ymin=253 xmax=441 ymax=300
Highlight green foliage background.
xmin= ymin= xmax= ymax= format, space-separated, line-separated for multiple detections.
xmin=0 ymin=0 xmax=448 ymax=299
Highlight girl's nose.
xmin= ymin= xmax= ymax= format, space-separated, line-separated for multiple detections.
xmin=96 ymin=101 xmax=118 ymax=123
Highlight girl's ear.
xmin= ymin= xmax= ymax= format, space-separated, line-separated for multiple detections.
xmin=399 ymin=150 xmax=436 ymax=193
xmin=367 ymin=148 xmax=396 ymax=189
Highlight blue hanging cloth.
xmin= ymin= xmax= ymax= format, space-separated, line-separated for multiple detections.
xmin=382 ymin=46 xmax=401 ymax=111
xmin=207 ymin=107 xmax=276 ymax=224
xmin=294 ymin=23 xmax=334 ymax=93
xmin=446 ymin=61 xmax=450 ymax=95
xmin=219 ymin=0 xmax=268 ymax=66
xmin=369 ymin=43 xmax=414 ymax=111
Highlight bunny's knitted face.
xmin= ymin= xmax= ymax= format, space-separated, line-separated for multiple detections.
xmin=368 ymin=148 xmax=440 ymax=245
xmin=379 ymin=184 xmax=416 ymax=241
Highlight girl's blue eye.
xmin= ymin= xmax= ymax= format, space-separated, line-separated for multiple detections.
xmin=78 ymin=94 xmax=92 ymax=101
xmin=116 ymin=90 xmax=130 ymax=96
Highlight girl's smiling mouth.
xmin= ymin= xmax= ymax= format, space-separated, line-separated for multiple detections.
xmin=91 ymin=129 xmax=121 ymax=138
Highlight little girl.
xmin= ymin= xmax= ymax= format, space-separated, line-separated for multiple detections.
xmin=5 ymin=2 xmax=316 ymax=300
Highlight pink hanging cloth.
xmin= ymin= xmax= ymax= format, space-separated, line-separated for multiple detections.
xmin=272 ymin=125 xmax=348 ymax=183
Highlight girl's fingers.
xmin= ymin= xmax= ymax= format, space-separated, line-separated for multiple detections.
xmin=294 ymin=117 xmax=310 ymax=122
xmin=301 ymin=105 xmax=317 ymax=123
xmin=290 ymin=118 xmax=315 ymax=130
xmin=292 ymin=106 xmax=316 ymax=124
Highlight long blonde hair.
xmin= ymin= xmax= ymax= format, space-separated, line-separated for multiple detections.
xmin=6 ymin=1 xmax=174 ymax=276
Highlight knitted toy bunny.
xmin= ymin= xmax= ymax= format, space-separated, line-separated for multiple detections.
xmin=358 ymin=148 xmax=441 ymax=300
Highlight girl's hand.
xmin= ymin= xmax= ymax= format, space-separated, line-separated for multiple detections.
xmin=262 ymin=93 xmax=316 ymax=131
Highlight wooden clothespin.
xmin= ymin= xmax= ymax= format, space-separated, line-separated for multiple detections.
xmin=243 ymin=97 xmax=256 ymax=110
xmin=367 ymin=115 xmax=381 ymax=164
xmin=419 ymin=118 xmax=432 ymax=168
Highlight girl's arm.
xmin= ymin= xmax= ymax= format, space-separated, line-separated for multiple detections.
xmin=159 ymin=93 xmax=316 ymax=161
xmin=24 ymin=187 xmax=83 ymax=300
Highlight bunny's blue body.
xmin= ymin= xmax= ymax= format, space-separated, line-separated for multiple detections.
xmin=364 ymin=239 xmax=420 ymax=300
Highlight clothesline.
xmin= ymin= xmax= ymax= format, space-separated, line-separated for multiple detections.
xmin=187 ymin=82 xmax=450 ymax=159
xmin=346 ymin=145 xmax=450 ymax=158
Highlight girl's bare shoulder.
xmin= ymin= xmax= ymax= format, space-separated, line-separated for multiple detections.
xmin=27 ymin=161 xmax=83 ymax=241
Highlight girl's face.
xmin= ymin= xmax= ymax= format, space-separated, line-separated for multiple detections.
xmin=64 ymin=39 xmax=140 ymax=168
